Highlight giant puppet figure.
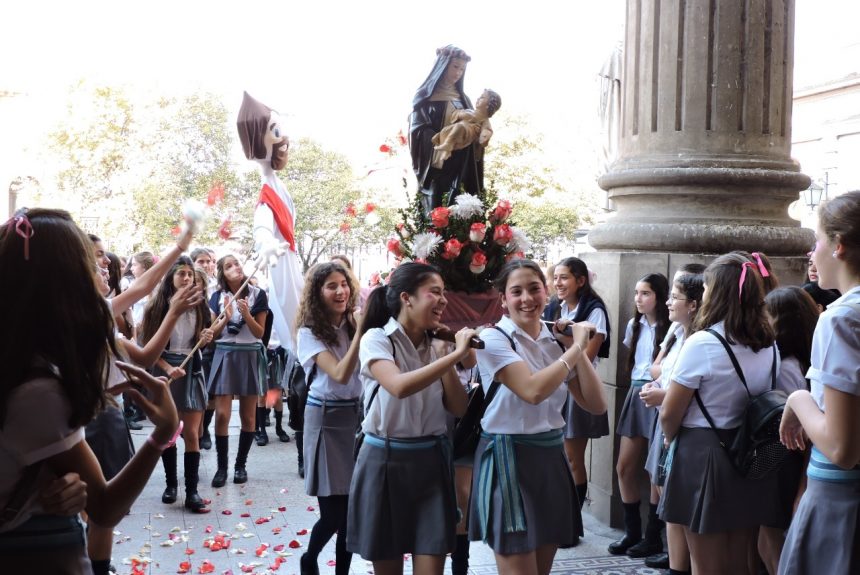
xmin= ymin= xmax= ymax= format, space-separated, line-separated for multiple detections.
xmin=237 ymin=91 xmax=303 ymax=352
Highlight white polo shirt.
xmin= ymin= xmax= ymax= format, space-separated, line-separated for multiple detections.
xmin=358 ymin=318 xmax=447 ymax=438
xmin=623 ymin=316 xmax=658 ymax=381
xmin=808 ymin=286 xmax=860 ymax=411
xmin=297 ymin=323 xmax=362 ymax=400
xmin=656 ymin=324 xmax=686 ymax=390
xmin=560 ymin=300 xmax=607 ymax=369
xmin=777 ymin=356 xmax=808 ymax=395
xmin=476 ymin=315 xmax=570 ymax=435
xmin=672 ymin=321 xmax=779 ymax=429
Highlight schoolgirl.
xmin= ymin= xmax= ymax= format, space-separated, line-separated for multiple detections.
xmin=544 ymin=257 xmax=611 ymax=515
xmin=208 ymin=255 xmax=269 ymax=487
xmin=296 ymin=262 xmax=363 ymax=575
xmin=779 ymin=190 xmax=860 ymax=575
xmin=472 ymin=259 xmax=606 ymax=575
xmin=346 ymin=262 xmax=475 ymax=575
xmin=0 ymin=208 xmax=180 ymax=574
xmin=640 ymin=273 xmax=703 ymax=574
xmin=140 ymin=255 xmax=214 ymax=512
xmin=610 ymin=273 xmax=670 ymax=557
xmin=660 ymin=252 xmax=782 ymax=574
xmin=755 ymin=286 xmax=819 ymax=573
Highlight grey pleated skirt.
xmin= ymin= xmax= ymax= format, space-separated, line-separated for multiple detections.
xmin=779 ymin=478 xmax=860 ymax=574
xmin=346 ymin=434 xmax=457 ymax=560
xmin=644 ymin=412 xmax=663 ymax=485
xmin=85 ymin=405 xmax=134 ymax=481
xmin=660 ymin=427 xmax=783 ymax=533
xmin=616 ymin=380 xmax=656 ymax=438
xmin=564 ymin=392 xmax=610 ymax=439
xmin=468 ymin=434 xmax=582 ymax=554
xmin=303 ymin=397 xmax=360 ymax=497
xmin=157 ymin=351 xmax=207 ymax=412
xmin=208 ymin=342 xmax=265 ymax=396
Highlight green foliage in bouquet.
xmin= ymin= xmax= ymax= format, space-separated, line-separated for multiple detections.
xmin=386 ymin=188 xmax=531 ymax=293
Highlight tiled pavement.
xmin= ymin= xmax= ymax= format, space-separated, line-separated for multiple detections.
xmin=113 ymin=406 xmax=661 ymax=575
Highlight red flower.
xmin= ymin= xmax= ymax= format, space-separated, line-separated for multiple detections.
xmin=397 ymin=130 xmax=407 ymax=146
xmin=469 ymin=222 xmax=487 ymax=243
xmin=364 ymin=202 xmax=376 ymax=213
xmin=505 ymin=250 xmax=525 ymax=262
xmin=493 ymin=224 xmax=514 ymax=246
xmin=171 ymin=225 xmax=181 ymax=237
xmin=490 ymin=199 xmax=513 ymax=223
xmin=396 ymin=222 xmax=411 ymax=239
xmin=207 ymin=182 xmax=225 ymax=206
xmin=339 ymin=221 xmax=351 ymax=233
xmin=441 ymin=239 xmax=463 ymax=260
xmin=430 ymin=207 xmax=450 ymax=229
xmin=379 ymin=144 xmax=392 ymax=154
xmin=344 ymin=202 xmax=357 ymax=218
xmin=470 ymin=251 xmax=488 ymax=274
xmin=218 ymin=217 xmax=232 ymax=240
xmin=387 ymin=237 xmax=403 ymax=258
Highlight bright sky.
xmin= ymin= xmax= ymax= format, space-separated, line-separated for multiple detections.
xmin=1 ymin=1 xmax=857 ymax=176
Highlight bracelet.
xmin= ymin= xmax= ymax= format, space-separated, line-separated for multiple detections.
xmin=147 ymin=421 xmax=184 ymax=452
xmin=558 ymin=357 xmax=573 ymax=376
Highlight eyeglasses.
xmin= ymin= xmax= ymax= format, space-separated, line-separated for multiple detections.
xmin=668 ymin=295 xmax=688 ymax=302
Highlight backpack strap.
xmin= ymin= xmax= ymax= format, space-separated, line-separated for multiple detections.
xmin=365 ymin=335 xmax=397 ymax=413
xmin=704 ymin=329 xmax=750 ymax=396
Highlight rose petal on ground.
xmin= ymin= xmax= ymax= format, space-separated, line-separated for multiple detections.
xmin=288 ymin=540 xmax=302 ymax=549
xmin=296 ymin=528 xmax=308 ymax=535
xmin=240 ymin=513 xmax=250 ymax=518
xmin=204 ymin=526 xmax=213 ymax=534
xmin=326 ymin=560 xmax=337 ymax=566
xmin=178 ymin=561 xmax=191 ymax=573
xmin=221 ymin=510 xmax=232 ymax=515
xmin=306 ymin=506 xmax=315 ymax=512
xmin=271 ymin=527 xmax=282 ymax=534
xmin=198 ymin=560 xmax=215 ymax=574
xmin=185 ymin=548 xmax=195 ymax=555
xmin=277 ymin=506 xmax=286 ymax=512
xmin=244 ymin=499 xmax=253 ymax=505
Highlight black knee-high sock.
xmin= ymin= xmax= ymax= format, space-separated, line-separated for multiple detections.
xmin=90 ymin=559 xmax=111 ymax=575
xmin=274 ymin=409 xmax=284 ymax=429
xmin=235 ymin=430 xmax=255 ymax=469
xmin=215 ymin=435 xmax=229 ymax=471
xmin=669 ymin=570 xmax=691 ymax=575
xmin=575 ymin=482 xmax=588 ymax=510
xmin=202 ymin=408 xmax=214 ymax=433
xmin=451 ymin=533 xmax=470 ymax=575
xmin=307 ymin=495 xmax=348 ymax=559
xmin=162 ymin=444 xmax=178 ymax=487
xmin=255 ymin=406 xmax=265 ymax=432
xmin=334 ymin=496 xmax=352 ymax=575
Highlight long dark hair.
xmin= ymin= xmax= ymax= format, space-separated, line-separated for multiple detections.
xmin=361 ymin=262 xmax=441 ymax=336
xmin=297 ymin=262 xmax=359 ymax=346
xmin=140 ymin=255 xmax=211 ymax=347
xmin=216 ymin=255 xmax=249 ymax=299
xmin=663 ymin=273 xmax=704 ymax=356
xmin=0 ymin=209 xmax=114 ymax=427
xmin=765 ymin=286 xmax=819 ymax=374
xmin=695 ymin=252 xmax=775 ymax=351
xmin=627 ymin=273 xmax=670 ymax=375
xmin=557 ymin=257 xmax=602 ymax=307
xmin=106 ymin=252 xmax=123 ymax=296
xmin=819 ymin=190 xmax=860 ymax=277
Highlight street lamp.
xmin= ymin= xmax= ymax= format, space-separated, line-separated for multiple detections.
xmin=802 ymin=172 xmax=829 ymax=210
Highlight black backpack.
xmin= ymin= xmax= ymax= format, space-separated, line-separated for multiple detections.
xmin=695 ymin=329 xmax=787 ymax=479
xmin=285 ymin=351 xmax=310 ymax=432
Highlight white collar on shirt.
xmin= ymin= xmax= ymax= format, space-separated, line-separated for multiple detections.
xmin=381 ymin=317 xmax=432 ymax=347
xmin=497 ymin=315 xmax=555 ymax=343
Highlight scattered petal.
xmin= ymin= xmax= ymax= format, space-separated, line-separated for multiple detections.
xmin=255 ymin=543 xmax=269 ymax=557
xmin=244 ymin=499 xmax=253 ymax=506
xmin=198 ymin=560 xmax=215 ymax=574
xmin=306 ymin=506 xmax=315 ymax=512
xmin=326 ymin=560 xmax=337 ymax=567
xmin=254 ymin=517 xmax=270 ymax=525
xmin=277 ymin=506 xmax=286 ymax=512
xmin=240 ymin=513 xmax=250 ymax=518
xmin=271 ymin=527 xmax=282 ymax=535
xmin=273 ymin=544 xmax=284 ymax=552
xmin=221 ymin=510 xmax=232 ymax=515
xmin=185 ymin=548 xmax=195 ymax=555
xmin=204 ymin=526 xmax=213 ymax=534
xmin=178 ymin=561 xmax=191 ymax=574
xmin=234 ymin=523 xmax=247 ymax=532
xmin=288 ymin=540 xmax=302 ymax=549
xmin=296 ymin=528 xmax=308 ymax=535
xmin=154 ymin=513 xmax=165 ymax=519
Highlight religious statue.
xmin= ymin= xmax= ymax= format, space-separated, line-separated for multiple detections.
xmin=236 ymin=91 xmax=303 ymax=352
xmin=409 ymin=45 xmax=493 ymax=214
xmin=431 ymin=89 xmax=501 ymax=166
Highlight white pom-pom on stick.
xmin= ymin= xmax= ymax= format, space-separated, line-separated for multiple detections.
xmin=181 ymin=199 xmax=207 ymax=234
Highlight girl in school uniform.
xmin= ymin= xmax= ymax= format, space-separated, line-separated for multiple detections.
xmin=660 ymin=252 xmax=782 ymax=574
xmin=473 ymin=259 xmax=607 ymax=575
xmin=207 ymin=255 xmax=269 ymax=487
xmin=545 ymin=257 xmax=611 ymax=517
xmin=139 ymin=255 xmax=214 ymax=513
xmin=610 ymin=273 xmax=670 ymax=557
xmin=296 ymin=262 xmax=363 ymax=575
xmin=640 ymin=272 xmax=703 ymax=574
xmin=346 ymin=262 xmax=476 ymax=575
xmin=779 ymin=191 xmax=860 ymax=575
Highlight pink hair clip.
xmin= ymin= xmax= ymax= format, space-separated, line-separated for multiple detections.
xmin=4 ymin=209 xmax=34 ymax=260
xmin=750 ymin=252 xmax=770 ymax=278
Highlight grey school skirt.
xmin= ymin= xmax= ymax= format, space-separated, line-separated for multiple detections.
xmin=157 ymin=351 xmax=207 ymax=412
xmin=0 ymin=515 xmax=90 ymax=574
xmin=303 ymin=396 xmax=360 ymax=497
xmin=468 ymin=430 xmax=581 ymax=554
xmin=616 ymin=380 xmax=656 ymax=439
xmin=85 ymin=404 xmax=134 ymax=481
xmin=644 ymin=411 xmax=663 ymax=484
xmin=346 ymin=434 xmax=457 ymax=560
xmin=208 ymin=342 xmax=266 ymax=397
xmin=659 ymin=427 xmax=783 ymax=533
xmin=564 ymin=392 xmax=610 ymax=439
xmin=779 ymin=478 xmax=860 ymax=574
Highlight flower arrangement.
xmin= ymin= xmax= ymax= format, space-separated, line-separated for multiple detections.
xmin=386 ymin=190 xmax=531 ymax=293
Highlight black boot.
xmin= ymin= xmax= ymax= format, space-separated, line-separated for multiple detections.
xmin=255 ymin=406 xmax=269 ymax=446
xmin=211 ymin=435 xmax=229 ymax=487
xmin=451 ymin=533 xmax=470 ymax=575
xmin=200 ymin=409 xmax=214 ymax=450
xmin=161 ymin=445 xmax=178 ymax=504
xmin=575 ymin=482 xmax=588 ymax=510
xmin=184 ymin=451 xmax=209 ymax=513
xmin=234 ymin=430 xmax=254 ymax=484
xmin=645 ymin=553 xmax=670 ymax=568
xmin=627 ymin=503 xmax=664 ymax=557
xmin=296 ymin=431 xmax=305 ymax=478
xmin=608 ymin=501 xmax=642 ymax=555
xmin=264 ymin=407 xmax=272 ymax=427
xmin=274 ymin=410 xmax=291 ymax=442
xmin=300 ymin=552 xmax=320 ymax=575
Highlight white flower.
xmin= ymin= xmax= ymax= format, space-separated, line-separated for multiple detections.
xmin=411 ymin=232 xmax=443 ymax=260
xmin=449 ymin=193 xmax=485 ymax=219
xmin=509 ymin=227 xmax=532 ymax=253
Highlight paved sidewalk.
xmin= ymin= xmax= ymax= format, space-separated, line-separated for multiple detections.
xmin=113 ymin=407 xmax=660 ymax=574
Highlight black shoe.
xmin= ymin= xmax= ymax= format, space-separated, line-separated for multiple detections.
xmin=161 ymin=485 xmax=177 ymax=504
xmin=200 ymin=432 xmax=212 ymax=450
xmin=300 ymin=552 xmax=320 ymax=575
xmin=131 ymin=405 xmax=146 ymax=422
xmin=627 ymin=538 xmax=663 ymax=558
xmin=276 ymin=427 xmax=291 ymax=442
xmin=608 ymin=534 xmax=642 ymax=555
xmin=264 ymin=411 xmax=272 ymax=427
xmin=125 ymin=417 xmax=143 ymax=431
xmin=298 ymin=462 xmax=305 ymax=479
xmin=255 ymin=430 xmax=269 ymax=446
xmin=644 ymin=552 xmax=670 ymax=569
xmin=233 ymin=468 xmax=248 ymax=484
xmin=211 ymin=468 xmax=228 ymax=488
xmin=184 ymin=492 xmax=210 ymax=513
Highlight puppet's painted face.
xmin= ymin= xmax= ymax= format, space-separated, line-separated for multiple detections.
xmin=265 ymin=111 xmax=289 ymax=170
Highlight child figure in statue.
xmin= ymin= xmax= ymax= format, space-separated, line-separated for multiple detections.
xmin=431 ymin=89 xmax=501 ymax=167
xmin=236 ymin=91 xmax=303 ymax=353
